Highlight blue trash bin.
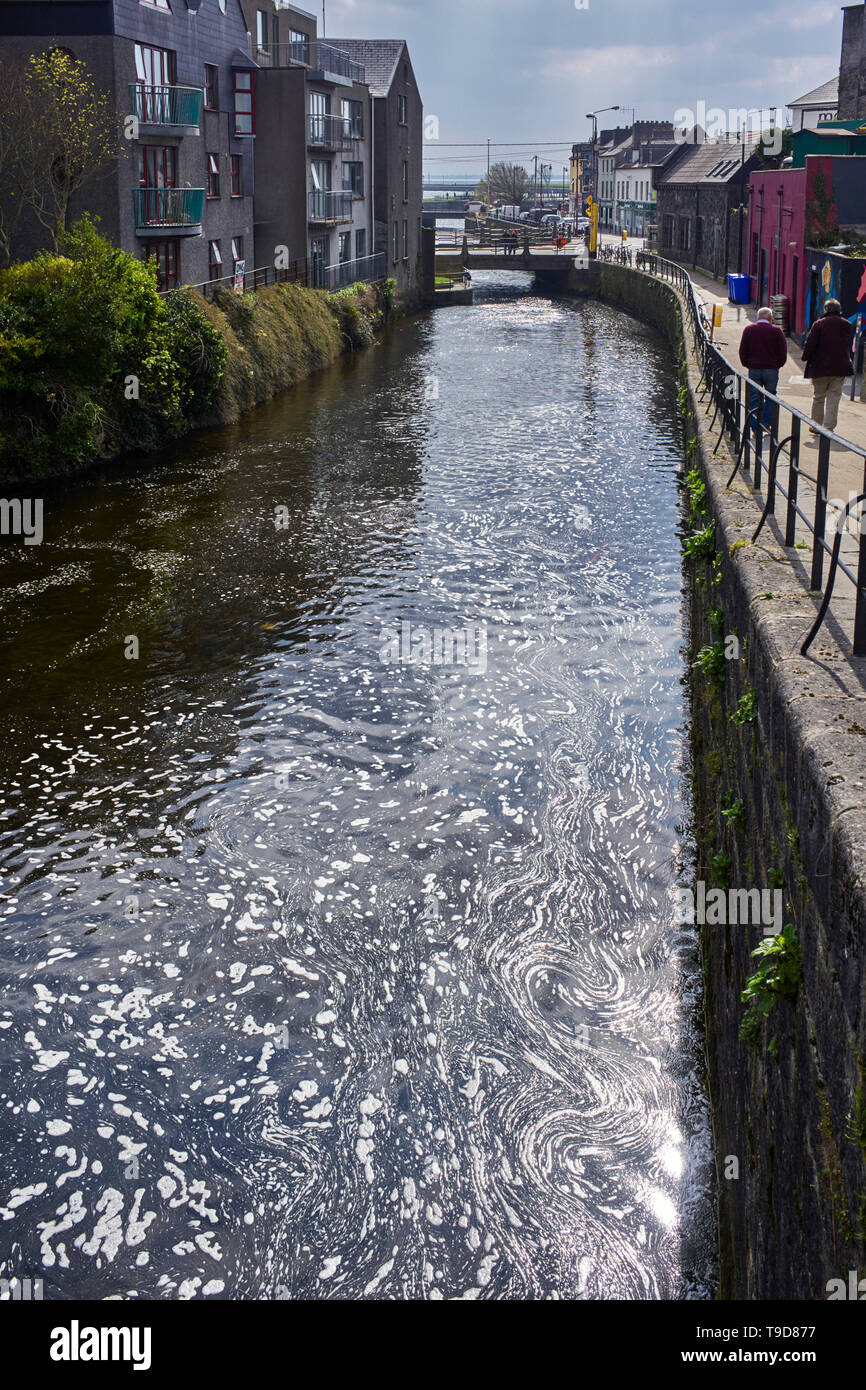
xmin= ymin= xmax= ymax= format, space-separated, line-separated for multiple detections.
xmin=727 ymin=273 xmax=750 ymax=305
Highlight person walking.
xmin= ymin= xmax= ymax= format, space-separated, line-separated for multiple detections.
xmin=802 ymin=298 xmax=854 ymax=438
xmin=738 ymin=307 xmax=788 ymax=440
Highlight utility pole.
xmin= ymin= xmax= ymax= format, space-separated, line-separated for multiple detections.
xmin=534 ymin=155 xmax=538 ymax=205
xmin=487 ymin=138 xmax=491 ymax=202
xmin=322 ymin=2 xmax=325 ymax=36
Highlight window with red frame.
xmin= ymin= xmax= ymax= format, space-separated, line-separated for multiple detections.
xmin=143 ymin=241 xmax=178 ymax=291
xmin=204 ymin=64 xmax=218 ymax=110
xmin=207 ymin=153 xmax=220 ymax=198
xmin=231 ymin=236 xmax=244 ymax=271
xmin=135 ymin=43 xmax=175 ymax=87
xmin=233 ymin=70 xmax=254 ymax=136
xmin=139 ymin=146 xmax=177 ymax=189
xmin=208 ymin=240 xmax=222 ymax=283
xmin=230 ymin=154 xmax=242 ymax=197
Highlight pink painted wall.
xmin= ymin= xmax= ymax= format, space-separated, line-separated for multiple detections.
xmin=746 ymin=166 xmax=808 ymax=335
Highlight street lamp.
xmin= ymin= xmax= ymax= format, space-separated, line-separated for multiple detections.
xmin=586 ymin=105 xmax=620 ymax=217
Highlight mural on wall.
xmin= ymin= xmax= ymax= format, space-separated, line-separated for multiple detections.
xmin=803 ymin=249 xmax=866 ymax=329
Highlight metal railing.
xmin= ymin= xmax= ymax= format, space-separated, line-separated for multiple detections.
xmin=129 ymin=82 xmax=202 ymax=128
xmin=629 ymin=251 xmax=866 ymax=657
xmin=133 ymin=187 xmax=205 ymax=229
xmin=308 ymin=189 xmax=354 ymax=223
xmin=307 ymin=113 xmax=351 ymax=148
xmin=315 ymin=252 xmax=386 ymax=291
xmin=168 ymin=258 xmax=314 ymax=299
xmin=254 ymin=41 xmax=365 ymax=83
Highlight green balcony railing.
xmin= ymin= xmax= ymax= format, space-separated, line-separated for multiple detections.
xmin=130 ymin=83 xmax=203 ymax=129
xmin=133 ymin=187 xmax=205 ymax=230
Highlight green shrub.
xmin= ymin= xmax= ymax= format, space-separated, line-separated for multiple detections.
xmin=740 ymin=926 xmax=802 ymax=1048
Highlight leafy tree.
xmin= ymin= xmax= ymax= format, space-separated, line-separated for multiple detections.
xmin=475 ymin=161 xmax=530 ymax=206
xmin=19 ymin=48 xmax=119 ymax=252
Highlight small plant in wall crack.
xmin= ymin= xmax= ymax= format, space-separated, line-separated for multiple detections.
xmin=693 ymin=641 xmax=726 ymax=688
xmin=730 ymin=688 xmax=757 ymax=726
xmin=721 ymin=795 xmax=746 ymax=833
xmin=739 ymin=925 xmax=802 ymax=1050
xmin=710 ymin=849 xmax=731 ymax=889
xmin=684 ymin=523 xmax=716 ymax=561
xmin=845 ymin=1083 xmax=866 ymax=1159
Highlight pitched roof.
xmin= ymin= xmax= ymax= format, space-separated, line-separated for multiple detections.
xmin=789 ymin=76 xmax=838 ymax=108
xmin=656 ymin=133 xmax=754 ymax=185
xmin=326 ymin=39 xmax=406 ymax=96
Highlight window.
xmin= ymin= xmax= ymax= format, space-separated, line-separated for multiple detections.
xmin=402 ymin=219 xmax=408 ymax=259
xmin=140 ymin=145 xmax=177 ymax=189
xmin=204 ymin=64 xmax=218 ymax=110
xmin=135 ymin=44 xmax=175 ymax=87
xmin=695 ymin=216 xmax=704 ymax=253
xmin=143 ymin=241 xmax=178 ymax=291
xmin=402 ymin=160 xmax=408 ymax=202
xmin=342 ymin=161 xmax=363 ymax=197
xmin=393 ymin=220 xmax=399 ymax=262
xmin=290 ymin=28 xmax=310 ymax=63
xmin=231 ymin=154 xmax=242 ymax=197
xmin=208 ymin=239 xmax=222 ymax=282
xmin=662 ymin=214 xmax=675 ymax=246
xmin=310 ymin=160 xmax=331 ymax=191
xmin=311 ymin=236 xmax=328 ymax=287
xmin=218 ymin=0 xmax=226 ymax=11
xmin=272 ymin=16 xmax=278 ymax=53
xmin=355 ymin=228 xmax=366 ymax=260
xmin=397 ymin=94 xmax=407 ymax=125
xmin=256 ymin=11 xmax=268 ymax=52
xmin=207 ymin=153 xmax=220 ymax=198
xmin=233 ymin=70 xmax=254 ymax=136
xmin=231 ymin=236 xmax=244 ymax=271
xmin=678 ymin=215 xmax=691 ymax=251
xmin=339 ymin=231 xmax=351 ymax=263
xmin=341 ymin=98 xmax=362 ymax=138
xmin=141 ymin=0 xmax=171 ymax=10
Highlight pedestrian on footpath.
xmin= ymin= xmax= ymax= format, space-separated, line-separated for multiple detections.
xmin=738 ymin=307 xmax=787 ymax=439
xmin=802 ymin=298 xmax=854 ymax=438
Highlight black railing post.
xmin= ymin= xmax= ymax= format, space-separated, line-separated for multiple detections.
xmin=767 ymin=400 xmax=780 ymax=513
xmin=810 ymin=434 xmax=831 ymax=591
xmin=785 ymin=416 xmax=801 ymax=547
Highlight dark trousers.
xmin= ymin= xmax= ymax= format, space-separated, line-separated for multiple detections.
xmin=748 ymin=367 xmax=779 ymax=435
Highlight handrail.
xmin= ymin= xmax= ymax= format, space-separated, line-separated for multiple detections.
xmin=626 ymin=251 xmax=866 ymax=657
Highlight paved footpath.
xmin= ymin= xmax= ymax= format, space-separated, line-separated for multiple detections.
xmin=598 ymin=234 xmax=866 ymax=652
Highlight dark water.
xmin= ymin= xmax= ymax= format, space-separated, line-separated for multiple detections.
xmin=0 ymin=272 xmax=714 ymax=1300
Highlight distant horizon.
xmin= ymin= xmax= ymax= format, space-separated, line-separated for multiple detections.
xmin=322 ymin=0 xmax=840 ymax=176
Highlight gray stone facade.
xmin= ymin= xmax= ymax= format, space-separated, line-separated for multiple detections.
xmin=838 ymin=2 xmax=866 ymax=119
xmin=0 ymin=0 xmax=257 ymax=289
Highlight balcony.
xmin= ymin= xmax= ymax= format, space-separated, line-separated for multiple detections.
xmin=308 ymin=189 xmax=354 ymax=224
xmin=307 ymin=113 xmax=351 ymax=149
xmin=255 ymin=41 xmax=365 ymax=85
xmin=133 ymin=187 xmax=205 ymax=236
xmin=129 ymin=83 xmax=202 ymax=135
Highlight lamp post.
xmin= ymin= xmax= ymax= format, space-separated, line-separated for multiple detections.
xmin=586 ymin=105 xmax=620 ymax=226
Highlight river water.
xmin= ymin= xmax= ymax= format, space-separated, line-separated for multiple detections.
xmin=0 ymin=271 xmax=714 ymax=1301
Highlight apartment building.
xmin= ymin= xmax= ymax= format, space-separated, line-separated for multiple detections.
xmin=238 ymin=2 xmax=376 ymax=288
xmin=596 ymin=122 xmax=674 ymax=230
xmin=326 ymin=37 xmax=424 ymax=304
xmin=0 ymin=0 xmax=256 ymax=290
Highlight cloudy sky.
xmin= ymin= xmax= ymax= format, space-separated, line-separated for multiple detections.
xmin=323 ymin=0 xmax=845 ymax=177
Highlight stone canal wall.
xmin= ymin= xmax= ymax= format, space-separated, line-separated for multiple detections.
xmin=565 ymin=260 xmax=866 ymax=1299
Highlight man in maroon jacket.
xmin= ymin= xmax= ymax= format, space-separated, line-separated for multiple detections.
xmin=739 ymin=307 xmax=788 ymax=439
xmin=802 ymin=298 xmax=855 ymax=437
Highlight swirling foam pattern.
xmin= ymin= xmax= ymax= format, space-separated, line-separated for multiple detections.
xmin=0 ymin=273 xmax=715 ymax=1300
